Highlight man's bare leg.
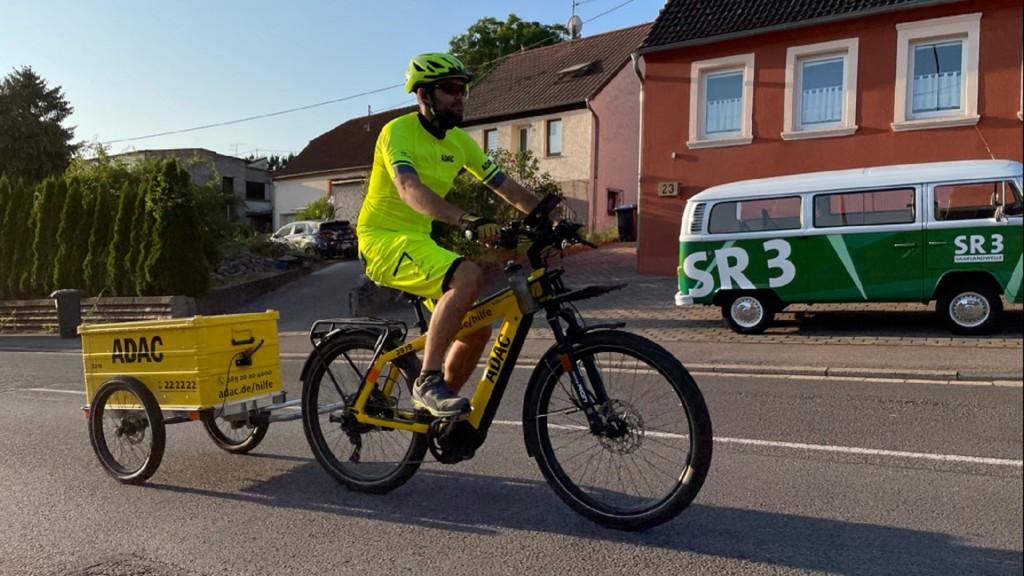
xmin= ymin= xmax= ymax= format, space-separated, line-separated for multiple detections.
xmin=421 ymin=261 xmax=482 ymax=378
xmin=445 ymin=328 xmax=492 ymax=393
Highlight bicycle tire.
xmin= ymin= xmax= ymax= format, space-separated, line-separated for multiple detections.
xmin=301 ymin=332 xmax=427 ymax=493
xmin=87 ymin=376 xmax=166 ymax=485
xmin=523 ymin=331 xmax=713 ymax=530
xmin=200 ymin=410 xmax=269 ymax=454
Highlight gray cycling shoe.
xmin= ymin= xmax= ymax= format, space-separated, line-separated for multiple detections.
xmin=412 ymin=373 xmax=470 ymax=418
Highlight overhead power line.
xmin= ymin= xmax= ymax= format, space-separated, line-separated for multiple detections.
xmin=100 ymin=84 xmax=401 ymax=145
xmin=100 ymin=1 xmax=641 ymax=146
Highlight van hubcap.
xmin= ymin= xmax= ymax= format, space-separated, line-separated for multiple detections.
xmin=732 ymin=297 xmax=764 ymax=327
xmin=950 ymin=293 xmax=989 ymax=327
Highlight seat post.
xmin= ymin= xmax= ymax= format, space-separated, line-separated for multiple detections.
xmin=406 ymin=294 xmax=429 ymax=334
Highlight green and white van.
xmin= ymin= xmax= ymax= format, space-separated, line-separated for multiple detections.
xmin=676 ymin=159 xmax=1023 ymax=335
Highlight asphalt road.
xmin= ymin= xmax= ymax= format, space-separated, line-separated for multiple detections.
xmin=1 ymin=246 xmax=1021 ymax=575
xmin=0 ymin=350 xmax=1021 ymax=576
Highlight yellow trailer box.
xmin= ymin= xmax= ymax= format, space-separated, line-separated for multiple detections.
xmin=79 ymin=311 xmax=281 ymax=411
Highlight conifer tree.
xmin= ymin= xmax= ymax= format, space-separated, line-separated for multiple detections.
xmin=143 ymin=159 xmax=210 ymax=296
xmin=2 ymin=179 xmax=32 ymax=298
xmin=84 ymin=182 xmax=114 ymax=295
xmin=26 ymin=178 xmax=67 ymax=296
xmin=53 ymin=179 xmax=85 ymax=290
xmin=106 ymin=182 xmax=137 ymax=296
xmin=132 ymin=179 xmax=156 ymax=296
xmin=0 ymin=177 xmax=11 ymax=299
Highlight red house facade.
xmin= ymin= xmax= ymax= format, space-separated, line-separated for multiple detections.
xmin=636 ymin=0 xmax=1023 ymax=275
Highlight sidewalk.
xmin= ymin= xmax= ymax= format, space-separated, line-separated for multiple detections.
xmin=3 ymin=242 xmax=1021 ymax=383
xmin=282 ymin=242 xmax=1023 ymax=384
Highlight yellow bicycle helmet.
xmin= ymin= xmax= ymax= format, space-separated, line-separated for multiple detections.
xmin=405 ymin=53 xmax=472 ymax=93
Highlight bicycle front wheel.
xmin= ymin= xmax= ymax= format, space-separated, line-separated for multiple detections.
xmin=523 ymin=331 xmax=712 ymax=530
xmin=301 ymin=332 xmax=427 ymax=493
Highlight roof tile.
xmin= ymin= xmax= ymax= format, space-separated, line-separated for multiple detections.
xmin=464 ymin=23 xmax=652 ymax=123
xmin=641 ymin=0 xmax=962 ymax=50
xmin=273 ymin=105 xmax=416 ymax=178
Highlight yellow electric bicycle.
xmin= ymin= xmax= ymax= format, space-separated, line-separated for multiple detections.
xmin=299 ymin=195 xmax=712 ymax=531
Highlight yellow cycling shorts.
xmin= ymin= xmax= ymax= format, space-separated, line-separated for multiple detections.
xmin=359 ymin=229 xmax=461 ymax=301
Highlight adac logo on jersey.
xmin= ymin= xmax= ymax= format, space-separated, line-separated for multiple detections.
xmin=440 ymin=154 xmax=455 ymax=163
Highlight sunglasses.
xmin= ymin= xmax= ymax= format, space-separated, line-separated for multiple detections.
xmin=434 ymin=81 xmax=468 ymax=96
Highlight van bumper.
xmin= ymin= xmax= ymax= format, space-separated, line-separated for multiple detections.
xmin=675 ymin=291 xmax=694 ymax=306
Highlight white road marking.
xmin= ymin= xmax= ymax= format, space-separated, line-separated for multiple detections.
xmin=20 ymin=388 xmax=1021 ymax=468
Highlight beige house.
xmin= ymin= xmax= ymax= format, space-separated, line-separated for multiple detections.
xmin=462 ymin=23 xmax=652 ymax=233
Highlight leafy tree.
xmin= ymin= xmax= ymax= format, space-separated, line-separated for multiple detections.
xmin=0 ymin=66 xmax=77 ymax=184
xmin=297 ymin=196 xmax=335 ymax=220
xmin=449 ymin=14 xmax=568 ymax=80
xmin=245 ymin=153 xmax=293 ymax=172
xmin=436 ymin=148 xmax=561 ymax=258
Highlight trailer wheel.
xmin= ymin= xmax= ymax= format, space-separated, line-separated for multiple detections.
xmin=937 ymin=282 xmax=1002 ymax=335
xmin=201 ymin=410 xmax=269 ymax=454
xmin=722 ymin=292 xmax=775 ymax=334
xmin=88 ymin=377 xmax=166 ymax=484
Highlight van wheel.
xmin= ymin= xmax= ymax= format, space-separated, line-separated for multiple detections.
xmin=937 ymin=282 xmax=1002 ymax=335
xmin=722 ymin=293 xmax=774 ymax=334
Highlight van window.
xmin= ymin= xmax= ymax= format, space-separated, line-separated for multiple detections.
xmin=813 ymin=188 xmax=915 ymax=227
xmin=934 ymin=181 xmax=1019 ymax=221
xmin=708 ymin=197 xmax=802 ymax=233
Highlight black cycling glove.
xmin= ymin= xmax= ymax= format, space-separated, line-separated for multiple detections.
xmin=459 ymin=214 xmax=500 ymax=241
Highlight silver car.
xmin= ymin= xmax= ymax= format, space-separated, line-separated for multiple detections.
xmin=270 ymin=219 xmax=324 ymax=255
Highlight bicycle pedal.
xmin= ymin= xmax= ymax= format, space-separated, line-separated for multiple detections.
xmin=414 ymin=409 xmax=471 ymax=425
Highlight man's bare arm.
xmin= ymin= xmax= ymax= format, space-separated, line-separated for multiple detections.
xmin=491 ymin=177 xmax=540 ymax=214
xmin=393 ymin=172 xmax=465 ymax=225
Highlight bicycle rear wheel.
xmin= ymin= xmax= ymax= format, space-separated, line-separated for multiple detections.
xmin=523 ymin=331 xmax=712 ymax=530
xmin=301 ymin=332 xmax=427 ymax=493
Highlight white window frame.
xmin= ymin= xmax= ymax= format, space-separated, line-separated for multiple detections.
xmin=546 ymin=119 xmax=563 ymax=156
xmin=688 ymin=53 xmax=755 ymax=149
xmin=484 ymin=129 xmax=498 ymax=153
xmin=892 ymin=13 xmax=981 ymax=132
xmin=782 ymin=38 xmax=859 ymax=140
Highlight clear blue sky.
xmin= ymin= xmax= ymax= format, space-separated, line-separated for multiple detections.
xmin=2 ymin=0 xmax=665 ymax=159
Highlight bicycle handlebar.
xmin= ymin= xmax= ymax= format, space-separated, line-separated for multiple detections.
xmin=495 ymin=194 xmax=597 ymax=269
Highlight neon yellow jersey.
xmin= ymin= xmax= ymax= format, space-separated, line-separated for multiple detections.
xmin=358 ymin=112 xmax=501 ymax=235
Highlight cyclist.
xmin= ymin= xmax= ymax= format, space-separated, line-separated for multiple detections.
xmin=357 ymin=52 xmax=543 ymax=418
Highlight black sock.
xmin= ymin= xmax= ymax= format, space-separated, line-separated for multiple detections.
xmin=419 ymin=370 xmax=442 ymax=383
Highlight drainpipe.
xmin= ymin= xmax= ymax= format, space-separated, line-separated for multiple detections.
xmin=631 ymin=52 xmax=645 ymax=246
xmin=585 ymin=97 xmax=598 ymax=232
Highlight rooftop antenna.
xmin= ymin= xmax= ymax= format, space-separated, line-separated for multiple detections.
xmin=568 ymin=1 xmax=583 ymax=40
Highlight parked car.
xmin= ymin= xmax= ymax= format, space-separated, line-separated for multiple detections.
xmin=317 ymin=220 xmax=358 ymax=259
xmin=270 ymin=220 xmax=324 ymax=256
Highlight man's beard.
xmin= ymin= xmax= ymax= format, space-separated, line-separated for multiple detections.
xmin=433 ymin=106 xmax=463 ymax=131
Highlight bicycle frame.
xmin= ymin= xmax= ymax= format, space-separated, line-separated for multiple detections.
xmin=344 ymin=267 xmax=545 ymax=435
